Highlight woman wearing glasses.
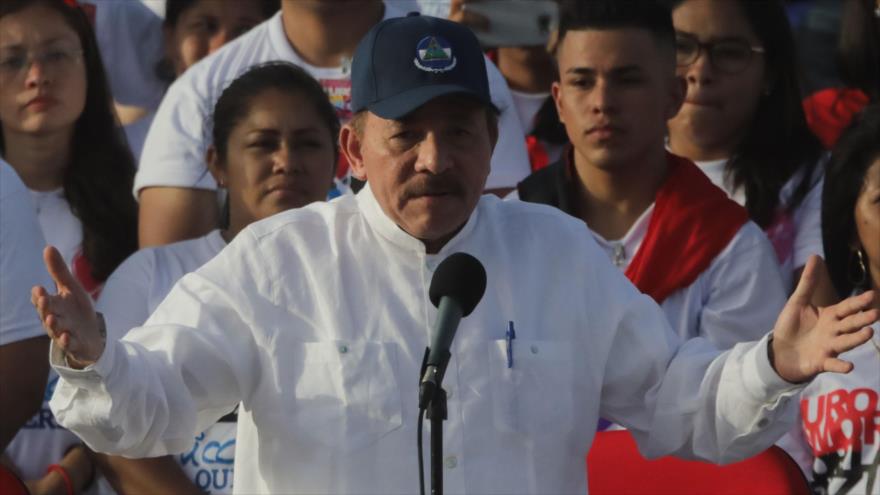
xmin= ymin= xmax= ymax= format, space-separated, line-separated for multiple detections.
xmin=665 ymin=0 xmax=834 ymax=303
xmin=0 ymin=0 xmax=137 ymax=492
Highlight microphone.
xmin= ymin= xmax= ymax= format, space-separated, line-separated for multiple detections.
xmin=419 ymin=252 xmax=487 ymax=409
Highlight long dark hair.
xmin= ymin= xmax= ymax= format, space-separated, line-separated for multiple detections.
xmin=822 ymin=104 xmax=880 ymax=298
xmin=0 ymin=0 xmax=138 ymax=282
xmin=668 ymin=0 xmax=823 ymax=228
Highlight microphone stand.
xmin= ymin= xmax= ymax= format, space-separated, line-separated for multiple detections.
xmin=419 ymin=349 xmax=451 ymax=495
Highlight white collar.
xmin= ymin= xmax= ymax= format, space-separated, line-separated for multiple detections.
xmin=356 ymin=183 xmax=482 ymax=257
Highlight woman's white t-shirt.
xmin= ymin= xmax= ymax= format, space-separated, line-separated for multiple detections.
xmin=96 ymin=230 xmax=236 ymax=494
xmin=695 ymin=158 xmax=825 ymax=289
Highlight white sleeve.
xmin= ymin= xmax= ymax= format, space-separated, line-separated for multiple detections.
xmin=1 ymin=168 xmax=52 ymax=345
xmin=94 ymin=251 xmax=156 ymax=342
xmin=581 ymin=234 xmax=803 ymax=464
xmin=49 ymin=270 xmax=259 ymax=458
xmin=698 ymin=222 xmax=788 ymax=350
xmin=792 ymin=174 xmax=824 ymax=271
xmin=134 ymin=75 xmax=217 ymax=195
xmin=484 ymin=56 xmax=530 ymax=190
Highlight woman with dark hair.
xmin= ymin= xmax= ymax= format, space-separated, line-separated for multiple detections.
xmin=94 ymin=62 xmax=339 ymax=495
xmin=803 ymin=0 xmax=879 ymax=149
xmin=0 ymin=0 xmax=137 ymax=491
xmin=124 ymin=0 xmax=278 ymax=160
xmin=666 ymin=0 xmax=833 ymax=302
xmin=781 ymin=104 xmax=880 ymax=494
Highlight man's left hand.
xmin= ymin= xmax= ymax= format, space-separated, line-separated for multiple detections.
xmin=770 ymin=255 xmax=878 ymax=383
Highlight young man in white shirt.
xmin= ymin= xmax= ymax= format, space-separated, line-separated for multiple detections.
xmin=34 ymin=13 xmax=878 ymax=495
xmin=136 ymin=0 xmax=530 ymax=247
xmin=515 ymin=2 xmax=785 ymax=351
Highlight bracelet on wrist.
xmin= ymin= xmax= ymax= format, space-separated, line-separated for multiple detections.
xmin=46 ymin=464 xmax=74 ymax=495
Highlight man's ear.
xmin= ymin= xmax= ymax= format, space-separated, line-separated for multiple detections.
xmin=206 ymin=145 xmax=226 ymax=187
xmin=340 ymin=123 xmax=367 ymax=181
xmin=551 ymin=81 xmax=565 ymax=124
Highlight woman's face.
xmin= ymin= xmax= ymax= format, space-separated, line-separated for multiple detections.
xmin=165 ymin=0 xmax=267 ymax=77
xmin=0 ymin=4 xmax=87 ymax=136
xmin=855 ymin=157 xmax=880 ymax=291
xmin=667 ymin=0 xmax=767 ymax=159
xmin=211 ymin=88 xmax=336 ymax=233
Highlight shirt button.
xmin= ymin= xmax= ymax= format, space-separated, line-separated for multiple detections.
xmin=530 ymin=344 xmax=539 ymax=354
xmin=338 ymin=344 xmax=348 ymax=354
xmin=757 ymin=418 xmax=769 ymax=428
xmin=444 ymin=456 xmax=457 ymax=469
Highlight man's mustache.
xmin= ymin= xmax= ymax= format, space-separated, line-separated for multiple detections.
xmin=402 ymin=175 xmax=465 ymax=201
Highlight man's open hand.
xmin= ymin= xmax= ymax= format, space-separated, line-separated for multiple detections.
xmin=771 ymin=256 xmax=877 ymax=383
xmin=31 ymin=246 xmax=104 ymax=369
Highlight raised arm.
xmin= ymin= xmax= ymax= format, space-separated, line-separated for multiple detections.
xmin=595 ymin=249 xmax=876 ymax=463
xmin=32 ymin=246 xmax=258 ymax=457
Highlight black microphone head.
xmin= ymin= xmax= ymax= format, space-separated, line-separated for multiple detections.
xmin=428 ymin=252 xmax=487 ymax=316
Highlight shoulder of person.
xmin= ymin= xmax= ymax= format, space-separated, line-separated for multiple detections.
xmin=243 ymin=196 xmax=360 ymax=244
xmin=0 ymin=159 xmax=28 ymax=202
xmin=481 ymin=193 xmax=590 ymax=242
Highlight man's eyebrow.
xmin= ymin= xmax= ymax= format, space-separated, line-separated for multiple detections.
xmin=565 ymin=67 xmax=596 ymax=76
xmin=565 ymin=64 xmax=643 ymax=76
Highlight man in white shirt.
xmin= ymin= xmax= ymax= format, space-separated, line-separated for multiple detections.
xmin=34 ymin=13 xmax=878 ymax=495
xmin=136 ymin=0 xmax=530 ymax=247
xmin=515 ymin=1 xmax=785 ymax=351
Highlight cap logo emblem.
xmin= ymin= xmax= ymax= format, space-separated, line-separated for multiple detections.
xmin=414 ymin=36 xmax=457 ymax=73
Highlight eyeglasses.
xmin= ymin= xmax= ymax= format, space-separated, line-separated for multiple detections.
xmin=674 ymin=36 xmax=764 ymax=74
xmin=0 ymin=46 xmax=83 ymax=81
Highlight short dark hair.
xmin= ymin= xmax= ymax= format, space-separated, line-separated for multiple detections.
xmin=0 ymin=0 xmax=138 ymax=282
xmin=211 ymin=62 xmax=341 ymax=166
xmin=822 ymin=104 xmax=880 ymax=298
xmin=555 ymin=0 xmax=675 ymax=56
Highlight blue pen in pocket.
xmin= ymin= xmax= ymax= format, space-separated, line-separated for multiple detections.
xmin=506 ymin=321 xmax=516 ymax=368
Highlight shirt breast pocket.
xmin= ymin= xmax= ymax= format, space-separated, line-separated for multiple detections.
xmin=488 ymin=339 xmax=574 ymax=437
xmin=285 ymin=340 xmax=403 ymax=453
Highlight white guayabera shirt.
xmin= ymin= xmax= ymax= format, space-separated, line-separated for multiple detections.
xmin=51 ymin=185 xmax=804 ymax=494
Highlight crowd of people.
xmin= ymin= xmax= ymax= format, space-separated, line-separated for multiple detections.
xmin=0 ymin=0 xmax=877 ymax=494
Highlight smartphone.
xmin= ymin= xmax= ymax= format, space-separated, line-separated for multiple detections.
xmin=464 ymin=0 xmax=559 ymax=47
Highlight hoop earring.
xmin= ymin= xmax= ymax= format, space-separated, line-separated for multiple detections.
xmin=849 ymin=248 xmax=868 ymax=287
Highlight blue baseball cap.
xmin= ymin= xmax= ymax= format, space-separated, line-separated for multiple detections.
xmin=351 ymin=13 xmax=494 ymax=120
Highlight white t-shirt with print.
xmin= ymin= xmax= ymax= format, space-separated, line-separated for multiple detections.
xmin=695 ymin=158 xmax=825 ymax=289
xmin=779 ymin=319 xmax=880 ymax=495
xmin=96 ymin=230 xmax=236 ymax=494
xmin=135 ymin=4 xmax=530 ymax=198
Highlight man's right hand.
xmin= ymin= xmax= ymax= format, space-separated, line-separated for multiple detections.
xmin=31 ymin=246 xmax=104 ymax=369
